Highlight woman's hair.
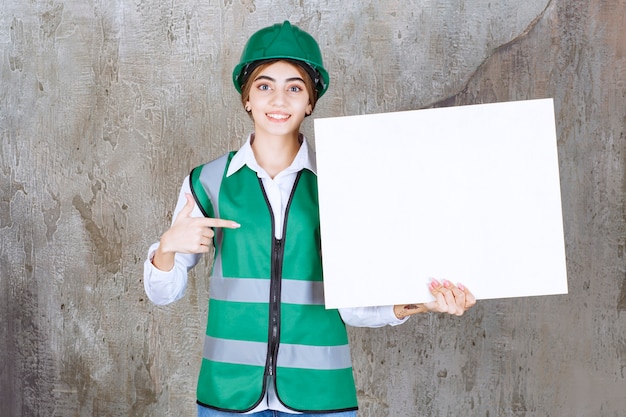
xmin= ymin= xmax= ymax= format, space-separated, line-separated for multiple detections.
xmin=240 ymin=59 xmax=319 ymax=117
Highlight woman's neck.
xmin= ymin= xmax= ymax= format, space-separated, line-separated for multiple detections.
xmin=251 ymin=132 xmax=302 ymax=179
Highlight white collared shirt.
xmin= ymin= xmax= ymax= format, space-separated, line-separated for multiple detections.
xmin=143 ymin=134 xmax=406 ymax=413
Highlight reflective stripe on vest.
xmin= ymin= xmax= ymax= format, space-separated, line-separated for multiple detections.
xmin=209 ymin=275 xmax=325 ymax=304
xmin=190 ymin=154 xmax=358 ymax=413
xmin=203 ymin=336 xmax=352 ymax=370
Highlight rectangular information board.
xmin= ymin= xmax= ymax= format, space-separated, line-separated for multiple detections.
xmin=314 ymin=99 xmax=568 ymax=308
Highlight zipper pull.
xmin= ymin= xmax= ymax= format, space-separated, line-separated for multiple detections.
xmin=268 ymin=355 xmax=274 ymax=376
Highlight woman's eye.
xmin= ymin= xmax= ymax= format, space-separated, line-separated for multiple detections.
xmin=288 ymin=85 xmax=303 ymax=92
xmin=258 ymin=84 xmax=271 ymax=91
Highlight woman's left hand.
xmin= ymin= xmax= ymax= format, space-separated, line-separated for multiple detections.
xmin=393 ymin=279 xmax=476 ymax=319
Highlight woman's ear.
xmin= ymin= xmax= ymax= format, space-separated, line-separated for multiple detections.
xmin=306 ymin=102 xmax=312 ymax=116
xmin=245 ymin=101 xmax=251 ymax=112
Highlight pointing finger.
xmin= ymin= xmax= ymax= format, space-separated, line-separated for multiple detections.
xmin=197 ymin=217 xmax=241 ymax=229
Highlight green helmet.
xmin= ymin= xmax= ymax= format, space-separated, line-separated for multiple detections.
xmin=232 ymin=21 xmax=330 ymax=98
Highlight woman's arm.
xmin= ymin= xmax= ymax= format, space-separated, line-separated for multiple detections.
xmin=339 ymin=279 xmax=476 ymax=327
xmin=339 ymin=305 xmax=408 ymax=328
xmin=143 ymin=178 xmax=239 ymax=305
xmin=143 ymin=179 xmax=201 ymax=305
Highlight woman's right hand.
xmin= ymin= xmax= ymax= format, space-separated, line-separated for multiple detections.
xmin=393 ymin=279 xmax=476 ymax=319
xmin=152 ymin=193 xmax=240 ymax=271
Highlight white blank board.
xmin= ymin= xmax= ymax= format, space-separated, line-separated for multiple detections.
xmin=314 ymin=98 xmax=568 ymax=309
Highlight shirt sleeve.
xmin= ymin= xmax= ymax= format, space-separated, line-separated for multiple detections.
xmin=338 ymin=305 xmax=409 ymax=328
xmin=143 ymin=177 xmax=205 ymax=306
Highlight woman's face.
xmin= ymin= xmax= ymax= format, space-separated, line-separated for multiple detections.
xmin=245 ymin=61 xmax=313 ymax=140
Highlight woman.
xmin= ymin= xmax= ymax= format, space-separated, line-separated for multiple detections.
xmin=144 ymin=21 xmax=475 ymax=417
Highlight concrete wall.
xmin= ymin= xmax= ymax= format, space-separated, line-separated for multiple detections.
xmin=1 ymin=0 xmax=624 ymax=416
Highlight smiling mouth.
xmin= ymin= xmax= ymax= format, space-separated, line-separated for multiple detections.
xmin=267 ymin=113 xmax=290 ymax=120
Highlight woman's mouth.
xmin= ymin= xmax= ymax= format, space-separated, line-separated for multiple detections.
xmin=267 ymin=113 xmax=290 ymax=121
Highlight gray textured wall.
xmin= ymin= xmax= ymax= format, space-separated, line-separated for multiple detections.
xmin=1 ymin=0 xmax=625 ymax=416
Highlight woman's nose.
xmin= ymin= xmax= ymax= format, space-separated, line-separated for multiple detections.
xmin=270 ymin=88 xmax=286 ymax=106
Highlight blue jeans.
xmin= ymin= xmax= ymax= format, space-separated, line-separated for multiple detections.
xmin=197 ymin=405 xmax=357 ymax=417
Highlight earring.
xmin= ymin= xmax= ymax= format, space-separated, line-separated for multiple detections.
xmin=245 ymin=106 xmax=251 ymax=112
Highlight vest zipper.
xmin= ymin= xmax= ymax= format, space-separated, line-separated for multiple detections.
xmin=267 ymin=237 xmax=283 ymax=377
xmin=259 ymin=171 xmax=302 ymax=390
xmin=260 ymin=172 xmax=302 ymax=381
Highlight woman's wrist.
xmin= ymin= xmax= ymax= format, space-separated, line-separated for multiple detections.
xmin=393 ymin=304 xmax=428 ymax=319
xmin=393 ymin=305 xmax=408 ymax=319
xmin=152 ymin=240 xmax=175 ymax=271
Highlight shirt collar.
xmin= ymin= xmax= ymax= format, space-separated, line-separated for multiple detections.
xmin=226 ymin=133 xmax=317 ymax=178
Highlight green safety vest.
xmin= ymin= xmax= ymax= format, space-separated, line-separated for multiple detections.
xmin=189 ymin=152 xmax=358 ymax=413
